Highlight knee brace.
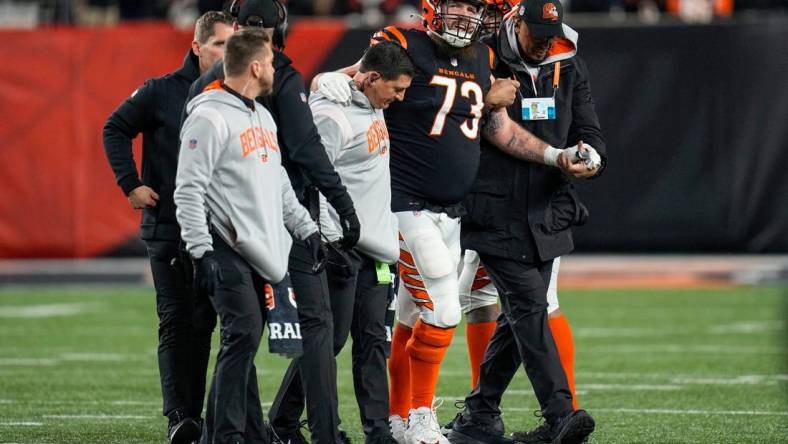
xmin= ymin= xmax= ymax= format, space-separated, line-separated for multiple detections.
xmin=406 ymin=321 xmax=455 ymax=364
xmin=407 ymin=229 xmax=454 ymax=280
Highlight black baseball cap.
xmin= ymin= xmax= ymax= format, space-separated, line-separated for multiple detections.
xmin=235 ymin=0 xmax=281 ymax=28
xmin=517 ymin=0 xmax=565 ymax=39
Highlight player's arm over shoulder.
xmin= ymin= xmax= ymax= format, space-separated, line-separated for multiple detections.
xmin=371 ymin=26 xmax=411 ymax=50
xmin=310 ymin=26 xmax=412 ymax=92
xmin=310 ymin=97 xmax=352 ymax=162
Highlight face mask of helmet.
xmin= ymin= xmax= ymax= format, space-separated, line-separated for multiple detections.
xmin=481 ymin=0 xmax=515 ymax=37
xmin=422 ymin=0 xmax=486 ymax=48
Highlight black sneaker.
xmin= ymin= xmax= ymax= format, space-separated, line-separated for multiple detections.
xmin=365 ymin=432 xmax=399 ymax=444
xmin=266 ymin=421 xmax=285 ymax=444
xmin=442 ymin=411 xmax=463 ymax=436
xmin=441 ymin=400 xmax=466 ymax=436
xmin=448 ymin=414 xmax=512 ymax=444
xmin=275 ymin=420 xmax=309 ymax=444
xmin=510 ymin=422 xmax=551 ymax=444
xmin=549 ymin=410 xmax=595 ymax=444
xmin=168 ymin=409 xmax=201 ymax=444
xmin=510 ymin=411 xmax=550 ymax=444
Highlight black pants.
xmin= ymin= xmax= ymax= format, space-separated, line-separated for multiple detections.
xmin=202 ymin=234 xmax=270 ymax=444
xmin=464 ymin=254 xmax=573 ymax=423
xmin=145 ymin=240 xmax=215 ymax=419
xmin=328 ymin=250 xmax=391 ymax=439
xmin=269 ymin=240 xmax=341 ymax=444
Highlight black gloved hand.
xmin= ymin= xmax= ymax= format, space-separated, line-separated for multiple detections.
xmin=325 ymin=242 xmax=358 ymax=279
xmin=305 ymin=232 xmax=328 ymax=274
xmin=193 ymin=251 xmax=222 ymax=298
xmin=338 ymin=212 xmax=361 ymax=249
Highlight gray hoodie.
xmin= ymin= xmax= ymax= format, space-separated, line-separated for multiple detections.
xmin=175 ymin=87 xmax=317 ymax=283
xmin=310 ymin=88 xmax=399 ymax=264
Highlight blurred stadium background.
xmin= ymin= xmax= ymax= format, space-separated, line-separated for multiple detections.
xmin=0 ymin=0 xmax=787 ymax=443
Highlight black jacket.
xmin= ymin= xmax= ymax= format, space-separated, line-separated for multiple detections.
xmin=103 ymin=50 xmax=200 ymax=240
xmin=462 ymin=28 xmax=606 ymax=263
xmin=184 ymin=52 xmax=354 ymax=216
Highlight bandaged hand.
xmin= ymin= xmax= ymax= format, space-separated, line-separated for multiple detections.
xmin=563 ymin=141 xmax=602 ymax=171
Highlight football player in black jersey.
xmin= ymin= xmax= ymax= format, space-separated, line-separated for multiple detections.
xmin=312 ymin=2 xmax=590 ymax=444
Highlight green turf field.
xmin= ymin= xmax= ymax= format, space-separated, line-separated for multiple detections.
xmin=0 ymin=286 xmax=786 ymax=443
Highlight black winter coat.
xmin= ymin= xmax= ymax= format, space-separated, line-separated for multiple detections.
xmin=103 ymin=50 xmax=200 ymax=240
xmin=462 ymin=32 xmax=606 ymax=263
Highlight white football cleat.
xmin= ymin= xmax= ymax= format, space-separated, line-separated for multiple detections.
xmin=390 ymin=415 xmax=408 ymax=444
xmin=404 ymin=407 xmax=449 ymax=444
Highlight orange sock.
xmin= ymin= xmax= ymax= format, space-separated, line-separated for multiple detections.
xmin=549 ymin=313 xmax=578 ymax=410
xmin=406 ymin=320 xmax=455 ymax=408
xmin=389 ymin=323 xmax=413 ymax=418
xmin=466 ymin=320 xmax=496 ymax=389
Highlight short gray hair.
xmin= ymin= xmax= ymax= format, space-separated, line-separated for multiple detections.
xmin=194 ymin=11 xmax=234 ymax=44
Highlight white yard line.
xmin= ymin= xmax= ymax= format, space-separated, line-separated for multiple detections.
xmin=575 ymin=327 xmax=672 ymax=338
xmin=59 ymin=353 xmax=133 ymax=362
xmin=0 ymin=303 xmax=96 ymax=318
xmin=0 ymin=358 xmax=58 ymax=366
xmin=0 ymin=352 xmax=149 ymax=367
xmin=577 ymin=384 xmax=683 ymax=391
xmin=593 ymin=408 xmax=788 ymax=416
xmin=584 ymin=345 xmax=787 ymax=354
xmin=0 ymin=422 xmax=43 ymax=426
xmin=42 ymin=414 xmax=151 ymax=420
xmin=109 ymin=400 xmax=159 ymax=406
xmin=708 ymin=320 xmax=785 ymax=334
xmin=505 ymin=407 xmax=788 ymax=416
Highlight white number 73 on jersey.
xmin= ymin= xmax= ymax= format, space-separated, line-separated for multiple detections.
xmin=429 ymin=75 xmax=484 ymax=139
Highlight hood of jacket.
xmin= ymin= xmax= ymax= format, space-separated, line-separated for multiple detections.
xmin=499 ymin=18 xmax=578 ymax=72
xmin=274 ymin=50 xmax=293 ymax=70
xmin=174 ymin=49 xmax=201 ymax=83
xmin=350 ymin=83 xmax=374 ymax=110
xmin=185 ymin=81 xmax=255 ymax=116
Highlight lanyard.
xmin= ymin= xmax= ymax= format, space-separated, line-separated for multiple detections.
xmin=526 ymin=61 xmax=561 ymax=97
xmin=552 ymin=61 xmax=561 ymax=93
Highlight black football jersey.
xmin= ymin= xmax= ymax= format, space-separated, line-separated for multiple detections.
xmin=374 ymin=26 xmax=494 ymax=209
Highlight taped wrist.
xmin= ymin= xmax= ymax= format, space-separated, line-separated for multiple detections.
xmin=543 ymin=146 xmax=562 ymax=167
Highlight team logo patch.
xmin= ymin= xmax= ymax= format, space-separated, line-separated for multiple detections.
xmin=265 ymin=283 xmax=275 ymax=310
xmin=188 ymin=139 xmax=198 ymax=149
xmin=299 ymin=92 xmax=307 ymax=103
xmin=288 ymin=288 xmax=297 ymax=308
xmin=450 ymin=57 xmax=458 ymax=67
xmin=543 ymin=3 xmax=559 ymax=20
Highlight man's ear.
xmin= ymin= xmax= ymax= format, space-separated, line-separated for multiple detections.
xmin=368 ymin=71 xmax=381 ymax=83
xmin=191 ymin=40 xmax=201 ymax=57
